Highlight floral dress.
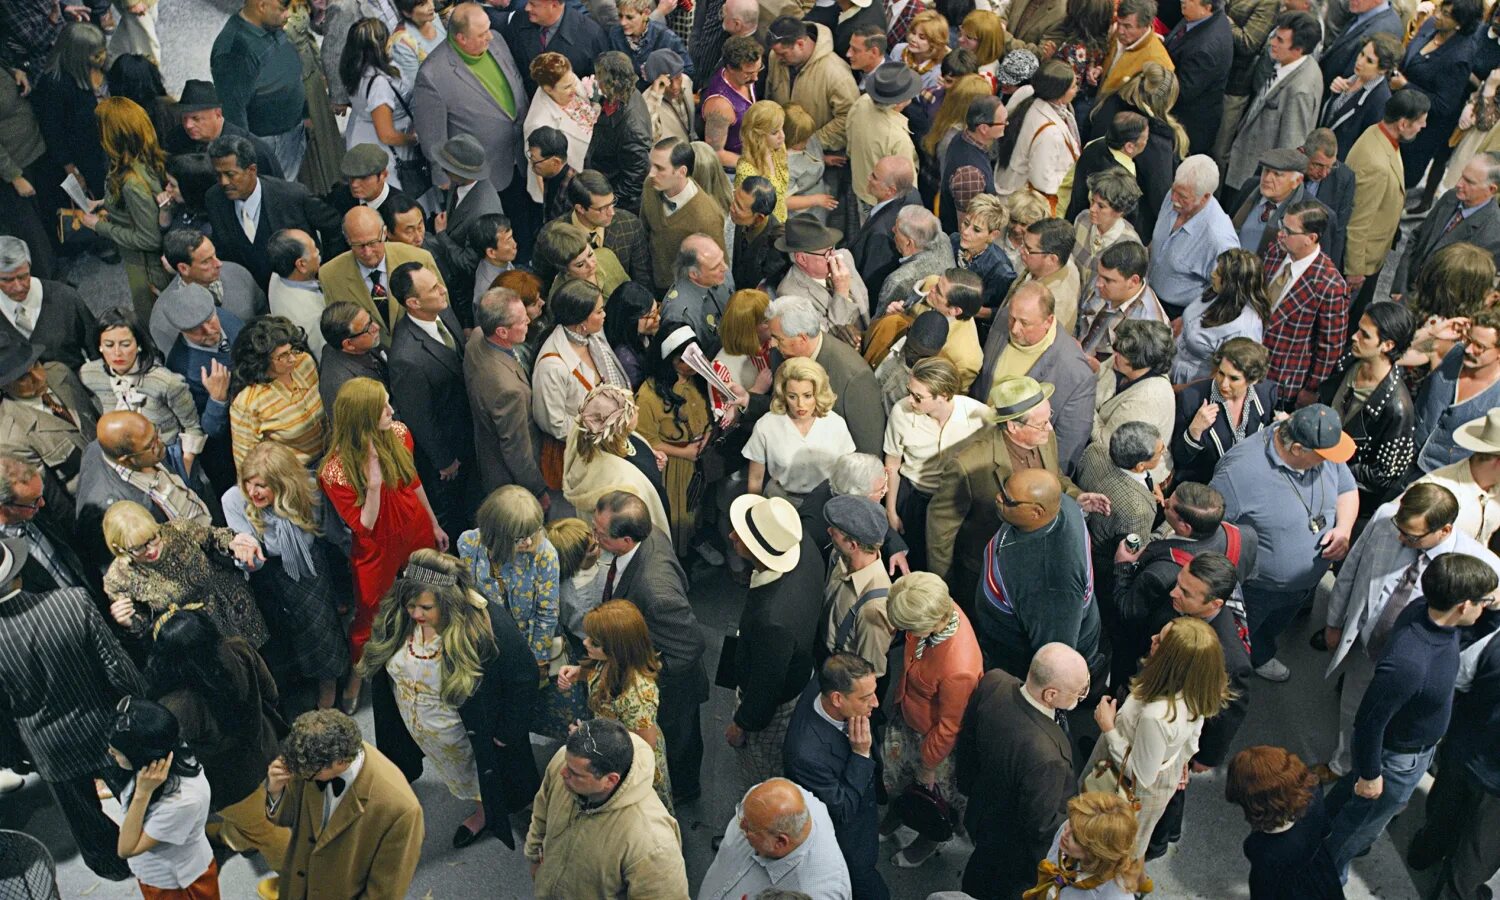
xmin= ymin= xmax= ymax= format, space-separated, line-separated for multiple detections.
xmin=733 ymin=152 xmax=790 ymax=224
xmin=588 ymin=667 xmax=673 ymax=813
xmin=386 ymin=630 xmax=481 ymax=800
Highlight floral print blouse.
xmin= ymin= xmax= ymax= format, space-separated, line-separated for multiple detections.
xmin=457 ymin=530 xmax=560 ymax=666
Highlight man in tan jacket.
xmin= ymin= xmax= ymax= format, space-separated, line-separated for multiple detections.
xmin=1343 ymin=89 xmax=1429 ymax=314
xmin=765 ymin=18 xmax=859 ymax=154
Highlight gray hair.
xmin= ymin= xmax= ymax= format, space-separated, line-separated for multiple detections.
xmin=1482 ymin=151 xmax=1500 ymax=189
xmin=830 ymin=453 xmax=886 ymax=497
xmin=1112 ymin=319 xmax=1176 ymax=375
xmin=0 ymin=454 xmax=37 ymax=505
xmin=475 ymin=287 xmax=526 ymax=334
xmin=877 ymin=156 xmax=916 ymax=194
xmin=1174 ymin=154 xmax=1220 ymax=197
xmin=894 ymin=205 xmax=941 ymax=247
xmin=0 ymin=237 xmax=30 ymax=273
xmin=766 ymin=295 xmax=822 ymax=339
xmin=1108 ymin=420 xmax=1162 ymax=469
xmin=675 ymin=233 xmax=716 ymax=280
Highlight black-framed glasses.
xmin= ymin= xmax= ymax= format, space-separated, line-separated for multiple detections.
xmin=1395 ymin=522 xmax=1438 ymax=543
xmin=120 ymin=435 xmax=164 ymax=461
xmin=997 ymin=483 xmax=1035 ymax=508
xmin=114 ymin=696 xmax=135 ymax=731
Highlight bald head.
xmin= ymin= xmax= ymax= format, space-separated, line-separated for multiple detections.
xmin=449 ymin=1 xmax=486 ymax=35
xmin=1010 ymin=467 xmax=1061 ymax=510
xmin=344 ymin=206 xmax=387 ymax=267
xmin=739 ymin=778 xmax=812 ymax=859
xmin=871 ymin=156 xmax=916 ymax=201
xmin=97 ymin=411 xmax=160 ymax=468
xmin=722 ymin=0 xmax=758 ymax=32
xmin=1025 ymin=643 xmax=1091 ymax=712
xmin=343 ymin=205 xmax=383 ymax=240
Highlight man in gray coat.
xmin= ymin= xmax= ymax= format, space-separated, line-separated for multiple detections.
xmin=874 ymin=206 xmax=955 ymax=316
xmin=1223 ymin=12 xmax=1323 ymax=190
xmin=465 ymin=287 xmax=545 ymax=498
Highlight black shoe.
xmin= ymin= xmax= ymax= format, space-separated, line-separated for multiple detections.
xmin=1407 ymin=832 xmax=1443 ymax=871
xmin=452 ymin=823 xmax=485 ymax=849
xmin=1309 ymin=630 xmax=1329 ymax=651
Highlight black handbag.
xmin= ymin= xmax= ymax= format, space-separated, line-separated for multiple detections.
xmin=713 ymin=633 xmax=738 ymax=690
xmin=387 ymin=82 xmax=432 ymax=199
xmin=893 ymin=781 xmax=958 ymax=842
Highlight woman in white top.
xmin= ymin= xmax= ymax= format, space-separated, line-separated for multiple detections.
xmin=522 ymin=52 xmax=597 ymax=204
xmin=532 ymin=279 xmax=632 ymax=445
xmin=882 ymin=357 xmax=987 ymax=571
xmin=1172 ymin=249 xmax=1269 ymax=384
xmin=108 ymin=698 xmax=218 ymax=897
xmin=1072 ymin=170 xmax=1142 ymax=288
xmin=389 ymin=0 xmax=446 ymax=94
xmin=1084 ymin=617 xmax=1231 ymax=857
xmin=1029 ymin=792 xmax=1151 ymax=899
xmin=743 ymin=357 xmax=856 ymax=502
xmin=995 ymin=60 xmax=1082 ymax=209
xmin=339 ymin=19 xmax=417 ymax=190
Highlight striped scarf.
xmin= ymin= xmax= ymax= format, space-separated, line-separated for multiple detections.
xmin=914 ymin=609 xmax=960 ymax=659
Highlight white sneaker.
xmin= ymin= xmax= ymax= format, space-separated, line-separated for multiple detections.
xmin=1254 ymin=658 xmax=1291 ymax=682
xmin=0 ymin=768 xmax=21 ymax=793
xmin=694 ymin=542 xmax=725 ymax=567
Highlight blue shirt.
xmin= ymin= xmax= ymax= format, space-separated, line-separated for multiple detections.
xmin=1414 ymin=344 xmax=1500 ymax=473
xmin=1147 ymin=194 xmax=1240 ymax=309
xmin=1211 ymin=426 xmax=1357 ymax=593
xmin=165 ymin=308 xmax=244 ymax=439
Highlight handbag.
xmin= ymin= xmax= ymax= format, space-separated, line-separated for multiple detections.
xmin=1081 ymin=745 xmax=1140 ymax=810
xmin=893 ymin=781 xmax=958 ymax=842
xmin=713 ymin=633 xmax=738 ymax=690
xmin=386 ymin=81 xmax=432 ymax=199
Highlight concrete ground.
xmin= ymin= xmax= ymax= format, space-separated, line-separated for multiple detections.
xmin=3 ymin=1 xmax=1464 ymax=896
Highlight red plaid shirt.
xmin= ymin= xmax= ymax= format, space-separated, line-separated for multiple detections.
xmin=887 ymin=0 xmax=926 ymax=47
xmin=1261 ymin=242 xmax=1350 ymax=399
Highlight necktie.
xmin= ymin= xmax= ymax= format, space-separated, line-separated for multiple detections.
xmin=41 ymin=392 xmax=76 ymax=427
xmin=538 ymin=25 xmax=550 ymax=48
xmin=1266 ymin=263 xmax=1293 ymax=308
xmin=1259 ymin=200 xmax=1275 ymax=223
xmin=602 ymin=556 xmax=619 ymax=601
xmin=1079 ymin=307 xmax=1119 ymax=355
xmin=1053 ymin=708 xmax=1072 ymax=740
xmin=316 ymin=776 xmax=347 ymax=796
xmin=437 ymin=318 xmax=456 ymax=350
xmin=1144 ymin=472 xmax=1156 ymax=493
xmin=240 ymin=205 xmax=257 ymax=242
xmin=1443 ymin=209 xmax=1465 ymax=234
xmin=12 ymin=304 xmax=31 ymax=338
xmin=1367 ymin=555 xmax=1427 ymax=659
xmin=369 ymin=272 xmax=390 ymax=326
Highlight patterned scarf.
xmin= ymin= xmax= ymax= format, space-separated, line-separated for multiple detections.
xmin=1021 ymin=850 xmax=1153 ymax=899
xmin=913 ymin=608 xmax=959 ymax=659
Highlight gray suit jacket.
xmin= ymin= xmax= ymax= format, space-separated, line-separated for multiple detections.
xmin=1391 ymin=192 xmax=1500 ymax=297
xmin=464 ymin=331 xmax=545 ymax=496
xmin=814 ymin=335 xmax=887 ymax=456
xmin=875 ymin=237 xmax=956 ymax=316
xmin=1075 ymin=442 xmax=1159 ymax=550
xmin=412 ymin=40 xmax=530 ymax=192
xmin=1224 ymin=56 xmax=1323 ymax=188
xmin=444 ymin=177 xmax=506 ymax=248
xmin=972 ymin=325 xmax=1096 ymax=474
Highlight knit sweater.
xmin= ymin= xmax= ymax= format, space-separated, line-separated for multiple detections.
xmin=209 ymin=13 xmax=306 ymax=135
xmin=452 ymin=37 xmax=516 ymax=117
xmin=1351 ymin=607 xmax=1459 ymax=780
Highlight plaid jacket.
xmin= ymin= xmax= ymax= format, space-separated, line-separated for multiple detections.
xmin=1261 ymin=242 xmax=1349 ymax=400
xmin=887 ymin=0 xmax=927 ymax=46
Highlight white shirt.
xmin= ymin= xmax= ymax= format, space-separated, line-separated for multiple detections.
xmin=883 ymin=395 xmax=988 ymax=491
xmin=268 ymin=274 xmax=327 ymax=361
xmin=743 ymin=411 xmax=858 ymax=495
xmin=1 ymin=277 xmax=43 ymax=337
xmin=1416 ymin=458 xmax=1498 ymax=546
xmin=454 ymin=180 xmax=480 ymax=208
xmin=323 ymin=750 xmax=365 ymax=828
xmin=662 ymin=179 xmax=699 ymax=217
xmin=233 ymin=180 xmax=263 ymax=238
xmin=365 ymin=181 xmax=392 ymax=210
xmin=813 ymin=695 xmax=848 ymax=734
xmin=407 ymin=313 xmax=451 ymax=347
xmin=119 ymin=769 xmax=213 ymax=889
xmin=356 ymin=256 xmax=389 ymax=287
xmin=1020 ymin=682 xmax=1054 ymax=718
xmin=1265 ymin=54 xmax=1309 ymax=94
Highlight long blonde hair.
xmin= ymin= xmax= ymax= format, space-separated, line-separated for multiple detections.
xmin=356 ymin=549 xmax=497 ymax=706
xmin=97 ymin=96 xmax=166 ymax=200
xmin=238 ymin=441 xmax=320 ymax=535
xmin=740 ymin=101 xmax=787 ymax=181
xmin=924 ymin=74 xmax=993 ymax=156
xmin=324 ymin=378 xmax=416 ymax=500
xmin=1118 ymin=63 xmax=1189 ymax=158
xmin=1131 ymin=617 xmax=1232 ymax=722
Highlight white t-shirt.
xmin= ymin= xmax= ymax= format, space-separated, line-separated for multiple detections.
xmin=346 ymin=71 xmax=413 ymax=187
xmin=119 ymin=769 xmax=214 ymax=889
xmin=743 ymin=411 xmax=857 ymax=495
xmin=883 ymin=394 xmax=989 ymax=492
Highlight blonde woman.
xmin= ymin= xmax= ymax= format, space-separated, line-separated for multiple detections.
xmin=457 ymin=486 xmax=560 ymax=675
xmin=1028 ymin=792 xmax=1151 ymax=898
xmin=561 ymin=383 xmax=673 ymax=538
xmin=224 ymin=441 xmax=347 ymax=709
xmin=1003 ymin=190 xmax=1051 ymax=273
xmin=892 ymin=10 xmax=951 ymax=90
xmin=734 ymin=101 xmax=790 ymax=223
xmin=358 ymin=549 xmax=541 ymax=849
xmin=955 ymin=193 xmax=1018 ymax=312
xmin=713 ymin=289 xmax=774 ymax=395
xmin=922 ymin=73 xmax=995 ymax=164
xmin=101 ymin=500 xmax=268 ymax=648
xmin=556 ymin=599 xmax=674 ymax=811
xmin=1084 ymin=617 xmax=1232 ymax=856
xmin=958 ymin=11 xmax=1006 ymax=81
xmin=743 ymin=357 xmax=856 ymax=501
xmin=785 ymin=103 xmax=837 ymax=222
xmin=546 ymin=517 xmax=605 ymax=647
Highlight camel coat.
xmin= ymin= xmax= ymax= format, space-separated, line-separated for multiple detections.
xmin=1342 ymin=123 xmax=1405 ymax=278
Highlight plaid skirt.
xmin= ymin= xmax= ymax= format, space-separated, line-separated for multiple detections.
xmin=253 ymin=548 xmax=349 ymax=682
xmin=735 ymin=692 xmax=799 ymax=788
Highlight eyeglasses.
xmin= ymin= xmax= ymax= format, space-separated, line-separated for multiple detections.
xmin=588 ymin=200 xmax=617 ymax=213
xmin=349 ymin=237 xmax=385 ymax=251
xmin=1279 ymin=226 xmax=1310 ymax=236
xmin=997 ymin=483 xmax=1037 ymax=508
xmin=115 ymin=695 xmax=136 ymax=732
xmin=271 ymin=348 xmax=297 ymax=363
xmin=1395 ymin=522 xmax=1438 ymax=542
xmin=1014 ymin=416 xmax=1052 ymax=432
xmin=126 ymin=536 xmax=161 ymax=558
xmin=120 ymin=435 xmax=164 ymax=461
xmin=352 ymin=320 xmax=379 ymax=338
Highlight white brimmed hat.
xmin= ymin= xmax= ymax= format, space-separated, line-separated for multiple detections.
xmin=729 ymin=494 xmax=802 ymax=573
xmin=1455 ymin=409 xmax=1500 ymax=455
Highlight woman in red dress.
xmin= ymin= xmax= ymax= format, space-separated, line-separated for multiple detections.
xmin=318 ymin=377 xmax=447 ymax=712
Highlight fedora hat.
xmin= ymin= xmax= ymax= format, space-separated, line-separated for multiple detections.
xmin=0 ymin=537 xmax=29 ymax=589
xmin=1455 ymin=409 xmax=1500 ymax=455
xmin=867 ymin=63 xmax=921 ymax=106
xmin=177 ymin=80 xmax=221 ymax=114
xmin=438 ymin=135 xmax=487 ymax=180
xmin=774 ymin=214 xmax=844 ymax=254
xmin=986 ymin=375 xmax=1054 ymax=424
xmin=730 ymin=494 xmax=803 ymax=572
xmin=0 ymin=334 xmax=41 ymax=388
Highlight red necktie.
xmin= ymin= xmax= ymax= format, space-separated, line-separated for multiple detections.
xmin=539 ymin=26 xmax=550 ymax=48
xmin=1260 ymin=200 xmax=1275 ymax=223
xmin=41 ymin=392 xmax=76 ymax=427
xmin=602 ymin=556 xmax=618 ymax=601
xmin=1443 ymin=209 xmax=1464 ymax=234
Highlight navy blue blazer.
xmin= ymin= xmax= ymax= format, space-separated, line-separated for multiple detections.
xmin=1321 ymin=77 xmax=1391 ymax=159
xmin=781 ymin=680 xmax=879 ymax=868
xmin=504 ymin=3 xmax=610 ymax=94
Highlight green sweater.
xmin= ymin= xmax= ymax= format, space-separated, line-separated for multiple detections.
xmin=452 ymin=38 xmax=516 ymax=118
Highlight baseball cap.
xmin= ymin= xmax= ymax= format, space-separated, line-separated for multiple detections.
xmin=1284 ymin=404 xmax=1355 ymax=463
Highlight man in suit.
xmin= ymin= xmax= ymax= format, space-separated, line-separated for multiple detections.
xmin=1165 ymin=0 xmax=1234 ymax=155
xmin=319 ymin=207 xmax=446 ymax=348
xmin=466 ymin=288 xmax=545 ymax=499
xmin=1318 ymin=0 xmax=1402 ymax=91
xmin=782 ymin=653 xmax=888 ymax=900
xmin=972 ymin=282 xmax=1096 ymax=472
xmin=1076 ymin=241 xmax=1169 ymax=361
xmin=0 ymin=341 xmax=101 ymax=522
xmin=765 ymin=295 xmax=886 ymax=454
xmin=436 ymin=135 xmax=505 ymax=249
xmin=1076 ymin=421 xmax=1164 ymax=558
xmin=850 ymin=156 xmax=921 ymax=290
xmin=563 ymin=170 xmax=653 ymax=288
xmin=505 ymin=0 xmax=608 ymax=93
xmin=874 ymin=206 xmax=953 ymax=316
xmin=267 ymin=710 xmax=423 ymax=900
xmin=1392 ymin=153 xmax=1500 ymax=301
xmin=1320 ymin=33 xmax=1399 ymax=157
xmin=0 ymin=538 xmax=144 ymax=882
xmin=152 ymin=229 xmax=267 ymax=356
xmin=591 ymin=490 xmax=709 ymax=803
xmin=1344 ymin=90 xmax=1429 ymax=317
xmin=318 ymin=302 xmax=388 ymax=414
xmin=382 ymin=191 xmax=471 ymax=293
xmin=1230 ymin=148 xmax=1310 ymax=255
xmin=1299 ymin=128 xmax=1356 ymax=268
xmin=927 ymin=375 xmax=1108 ymax=620
xmin=388 ymin=262 xmax=472 ymax=539
xmin=956 ymin=643 xmax=1086 ymax=900
xmin=1208 ymin=0 xmax=1282 ymax=168
xmin=267 ymin=229 xmax=329 ymax=360
xmin=729 ymin=177 xmax=790 ymax=292
xmin=1260 ymin=201 xmax=1350 ymax=409
xmin=1062 ymin=112 xmax=1149 ymax=223
xmin=204 ymin=134 xmax=343 ymax=291
xmin=412 ymin=4 xmax=529 ymax=199
xmin=0 ymin=237 xmax=98 ymax=371
xmin=1223 ymin=13 xmax=1323 ymax=191
xmin=0 ymin=454 xmax=99 ymax=603
xmin=724 ymin=494 xmax=824 ymax=788
xmin=1093 ymin=0 xmax=1176 ymax=118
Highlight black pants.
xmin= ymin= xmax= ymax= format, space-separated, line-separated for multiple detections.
xmin=1411 ymin=743 xmax=1500 ymax=899
xmin=498 ymin=175 xmax=538 ymax=268
xmin=962 ymin=832 xmax=1037 ymax=900
xmin=0 ymin=161 xmax=56 ymax=279
xmin=894 ymin=479 xmax=931 ymax=573
xmin=657 ymin=668 xmax=705 ymax=801
xmin=47 ymin=772 xmax=132 ymax=880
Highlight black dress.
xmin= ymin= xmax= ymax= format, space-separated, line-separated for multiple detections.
xmin=1243 ymin=787 xmax=1346 ymax=900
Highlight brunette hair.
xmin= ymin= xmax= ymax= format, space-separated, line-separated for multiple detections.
xmin=582 ymin=599 xmax=662 ymax=698
xmin=1226 ymin=745 xmax=1318 ymax=831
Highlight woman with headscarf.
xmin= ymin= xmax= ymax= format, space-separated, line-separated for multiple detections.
xmin=562 ymin=384 xmax=672 ymax=539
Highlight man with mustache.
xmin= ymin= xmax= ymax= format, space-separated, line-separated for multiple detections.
xmin=1413 ymin=310 xmax=1500 ymax=476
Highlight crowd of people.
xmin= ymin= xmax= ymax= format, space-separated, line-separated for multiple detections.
xmin=1 ymin=0 xmax=1500 ymax=895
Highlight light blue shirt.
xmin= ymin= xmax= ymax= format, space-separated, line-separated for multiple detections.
xmin=1347 ymin=0 xmax=1392 ymax=32
xmin=697 ymin=785 xmax=852 ymax=900
xmin=1147 ymin=194 xmax=1240 ymax=310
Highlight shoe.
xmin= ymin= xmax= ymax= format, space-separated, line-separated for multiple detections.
xmin=0 ymin=768 xmax=22 ymax=793
xmin=1254 ymin=658 xmax=1291 ymax=682
xmin=892 ymin=837 xmax=943 ymax=868
xmin=1309 ymin=630 xmax=1329 ymax=651
xmin=693 ymin=541 xmax=725 ymax=567
xmin=1408 ymin=832 xmax=1442 ymax=871
xmin=1309 ymin=763 xmax=1340 ymax=785
xmin=452 ymin=823 xmax=485 ymax=849
xmin=257 ymin=875 xmax=280 ymax=900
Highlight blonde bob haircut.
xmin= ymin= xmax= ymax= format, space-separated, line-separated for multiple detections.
xmin=740 ymin=101 xmax=788 ymax=177
xmin=356 ymin=549 xmax=498 ymax=706
xmin=782 ymin=103 xmax=816 ymax=149
xmin=910 ymin=356 xmax=962 ymax=400
xmin=719 ymin=289 xmax=771 ymax=356
xmin=770 ymin=357 xmax=836 ymax=417
xmin=238 ymin=440 xmax=320 ymax=536
xmin=546 ymin=517 xmax=596 ymax=579
xmin=1066 ymin=793 xmax=1148 ymax=891
xmin=475 ymin=485 xmax=546 ymax=568
xmin=103 ymin=500 xmax=161 ymax=558
xmin=963 ymin=193 xmax=1009 ymax=236
xmin=1004 ymin=190 xmax=1051 ymax=234
xmin=960 ymin=10 xmax=1005 ymax=65
xmin=886 ymin=571 xmax=955 ymax=634
xmin=1131 ymin=616 xmax=1233 ymax=722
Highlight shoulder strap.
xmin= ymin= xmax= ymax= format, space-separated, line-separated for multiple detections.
xmin=537 ymin=352 xmax=594 ymax=390
xmin=1222 ymin=522 xmax=1242 ymax=566
xmin=832 ymin=586 xmax=889 ymax=655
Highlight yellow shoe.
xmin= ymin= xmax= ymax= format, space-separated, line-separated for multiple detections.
xmin=257 ymin=875 xmax=280 ymax=900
